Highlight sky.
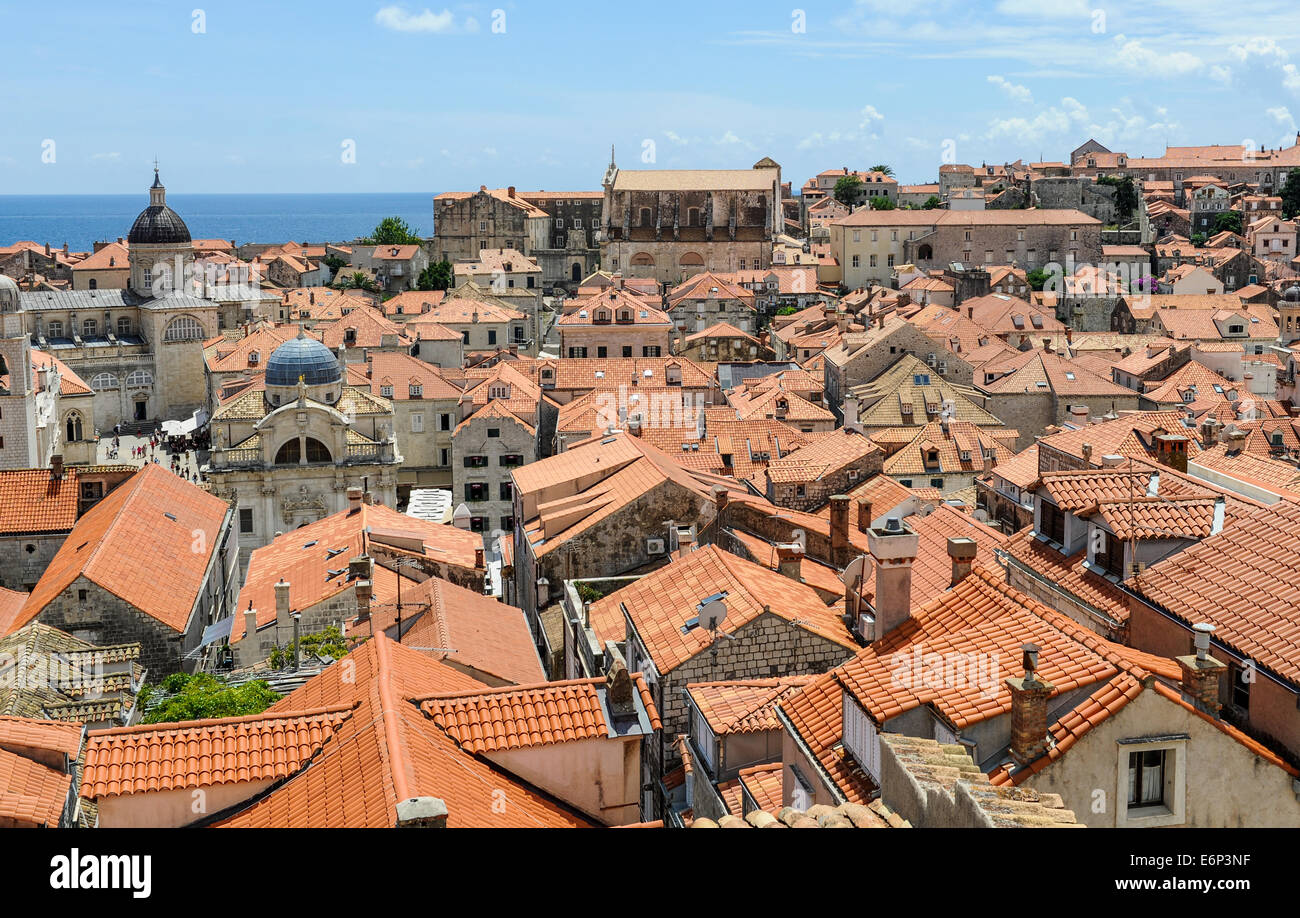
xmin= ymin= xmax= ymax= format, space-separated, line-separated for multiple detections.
xmin=2 ymin=0 xmax=1300 ymax=195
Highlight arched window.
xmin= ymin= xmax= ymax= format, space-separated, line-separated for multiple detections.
xmin=679 ymin=252 xmax=704 ymax=267
xmin=918 ymin=244 xmax=934 ymax=261
xmin=65 ymin=413 xmax=83 ymax=442
xmin=639 ymin=207 xmax=652 ymax=226
xmin=88 ymin=278 xmax=97 ymax=290
xmin=90 ymin=373 xmax=118 ymax=390
xmin=163 ymin=315 xmax=204 ymax=342
xmin=126 ymin=370 xmax=153 ymax=388
xmin=117 ymin=316 xmax=132 ymax=337
xmin=630 ymin=253 xmax=655 ymax=266
xmin=687 ymin=207 xmax=700 ymax=227
xmin=47 ymin=321 xmax=63 ymax=338
xmin=83 ymin=318 xmax=97 ymax=337
xmin=275 ymin=438 xmax=331 ymax=465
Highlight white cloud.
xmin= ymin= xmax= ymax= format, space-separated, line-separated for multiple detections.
xmin=987 ymin=75 xmax=1032 ymax=104
xmin=1268 ymin=105 xmax=1297 ymax=133
xmin=91 ymin=152 xmax=122 ymax=162
xmin=1228 ymin=37 xmax=1290 ymax=66
xmin=1209 ymin=64 xmax=1232 ymax=84
xmin=1111 ymin=34 xmax=1203 ymax=77
xmin=859 ymin=104 xmax=884 ymax=129
xmin=995 ymin=0 xmax=1089 ymax=16
xmin=664 ymin=130 xmax=690 ymax=146
xmin=1286 ymin=64 xmax=1300 ymax=93
xmin=375 ymin=6 xmax=456 ymax=33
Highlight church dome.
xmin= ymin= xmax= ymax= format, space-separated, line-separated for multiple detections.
xmin=265 ymin=331 xmax=342 ymax=387
xmin=127 ymin=168 xmax=192 ymax=245
xmin=0 ymin=274 xmax=19 ymax=313
xmin=1284 ymin=284 xmax=1300 ymax=304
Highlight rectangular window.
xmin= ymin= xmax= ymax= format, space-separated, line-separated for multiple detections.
xmin=501 ymin=516 xmax=515 ymax=532
xmin=643 ymin=346 xmax=661 ymax=357
xmin=1040 ymin=501 xmax=1066 ymax=544
xmin=411 ymin=412 xmax=424 ymax=432
xmin=622 ymin=345 xmax=633 ymax=357
xmin=597 ymin=346 xmax=608 ymax=358
xmin=440 ymin=447 xmax=449 ymax=467
xmin=499 ymin=454 xmax=524 ymax=467
xmin=488 ymin=330 xmax=497 ymax=345
xmin=470 ymin=516 xmax=487 ymax=532
xmin=500 ymin=482 xmax=514 ymax=501
xmin=239 ymin=508 xmax=254 ymax=534
xmin=1127 ymin=749 xmax=1167 ymax=809
xmin=487 ymin=428 xmax=500 ymax=438
xmin=463 ymin=455 xmax=489 ymax=468
xmin=466 ymin=482 xmax=490 ymax=502
xmin=440 ymin=413 xmax=451 ymax=431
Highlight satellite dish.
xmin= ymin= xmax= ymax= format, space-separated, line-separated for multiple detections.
xmin=698 ymin=599 xmax=728 ymax=632
xmin=840 ymin=554 xmax=872 ymax=589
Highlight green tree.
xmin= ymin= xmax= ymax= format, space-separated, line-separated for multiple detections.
xmin=1282 ymin=170 xmax=1300 ymax=220
xmin=1096 ymin=175 xmax=1138 ymax=223
xmin=1190 ymin=233 xmax=1207 ymax=247
xmin=141 ymin=673 xmax=280 ymax=724
xmin=418 ymin=260 xmax=453 ymax=291
xmin=869 ymin=196 xmax=896 ymax=210
xmin=364 ymin=216 xmax=423 ymax=246
xmin=1026 ymin=268 xmax=1051 ymax=291
xmin=922 ymin=195 xmax=942 ymax=210
xmin=322 ymin=254 xmax=348 ymax=272
xmin=869 ymin=164 xmax=895 ymax=177
xmin=335 ymin=270 xmax=376 ymax=291
xmin=833 ymin=175 xmax=864 ymax=205
xmin=1212 ymin=211 xmax=1244 ymax=236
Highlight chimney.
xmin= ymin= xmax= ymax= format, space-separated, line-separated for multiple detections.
xmin=1006 ymin=643 xmax=1054 ymax=765
xmin=712 ymin=484 xmax=729 ymax=520
xmin=349 ymin=555 xmax=373 ymax=581
xmin=508 ymin=186 xmax=516 ymax=199
xmin=606 ymin=658 xmax=636 ymax=715
xmin=355 ymin=579 xmax=373 ymax=621
xmin=856 ymin=499 xmax=873 ymax=533
xmin=867 ymin=517 xmax=920 ymax=639
xmin=1069 ymin=404 xmax=1088 ymax=426
xmin=1101 ymin=454 xmax=1125 ymax=468
xmin=775 ymin=543 xmax=804 ymax=581
xmin=829 ymin=495 xmax=851 ymax=565
xmin=474 ymin=547 xmax=485 ymax=569
xmin=1081 ymin=442 xmax=1093 ymax=465
xmin=274 ymin=580 xmax=292 ymax=631
xmin=347 ymin=486 xmax=363 ymax=513
xmin=50 ymin=455 xmax=64 ymax=480
xmin=363 ymin=490 xmax=374 ymax=506
xmin=395 ymin=797 xmax=448 ymax=828
xmin=244 ymin=604 xmax=258 ymax=643
xmin=1176 ymin=623 xmax=1226 ymax=716
xmin=947 ymin=536 xmax=977 ymax=586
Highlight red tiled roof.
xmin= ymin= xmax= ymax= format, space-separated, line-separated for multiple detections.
xmin=81 ymin=705 xmax=356 ymax=798
xmin=18 ymin=465 xmax=231 ymax=635
xmin=0 ymin=745 xmax=72 ymax=826
xmin=0 ymin=469 xmax=80 ymax=535
xmin=216 ymin=635 xmax=595 ymax=828
xmin=417 ymin=674 xmax=660 ymax=753
xmin=0 ymin=715 xmax=83 ymax=758
xmin=687 ymin=677 xmax=814 ymax=735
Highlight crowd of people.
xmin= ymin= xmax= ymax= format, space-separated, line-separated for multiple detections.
xmin=103 ymin=422 xmax=207 ymax=486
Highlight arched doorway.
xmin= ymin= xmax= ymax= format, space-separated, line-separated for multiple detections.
xmin=917 ymin=244 xmax=933 ymax=261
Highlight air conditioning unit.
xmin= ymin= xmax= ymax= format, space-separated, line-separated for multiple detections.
xmin=646 ymin=538 xmax=665 ymax=555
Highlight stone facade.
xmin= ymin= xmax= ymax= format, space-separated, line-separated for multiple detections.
xmin=599 ymin=157 xmax=783 ymax=285
xmin=453 ymin=410 xmax=536 ymax=535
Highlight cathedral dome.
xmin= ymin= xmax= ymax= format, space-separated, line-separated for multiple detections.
xmin=265 ymin=331 xmax=342 ymax=388
xmin=0 ymin=274 xmax=19 ymax=313
xmin=1284 ymin=284 xmax=1300 ymax=304
xmin=127 ymin=168 xmax=192 ymax=245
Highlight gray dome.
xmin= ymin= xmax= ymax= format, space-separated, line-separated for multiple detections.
xmin=0 ymin=275 xmax=18 ymax=312
xmin=1284 ymin=284 xmax=1300 ymax=304
xmin=128 ymin=205 xmax=191 ymax=245
xmin=265 ymin=333 xmax=341 ymax=387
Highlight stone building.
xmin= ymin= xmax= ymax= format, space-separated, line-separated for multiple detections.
xmin=582 ymin=544 xmax=859 ymax=817
xmin=14 ymin=463 xmax=238 ymax=676
xmin=432 ymin=186 xmax=602 ymax=293
xmin=762 ymin=430 xmax=883 ymax=511
xmin=664 ymin=271 xmax=759 ymax=335
xmin=356 ymin=352 xmax=462 ymax=496
xmin=557 ymin=289 xmax=674 ymax=358
xmin=599 ymin=155 xmax=783 ymax=285
xmin=204 ymin=330 xmax=400 ymax=561
xmin=12 ymin=170 xmax=269 ymax=429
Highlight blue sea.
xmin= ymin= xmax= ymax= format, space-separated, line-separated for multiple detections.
xmin=0 ymin=193 xmax=436 ymax=251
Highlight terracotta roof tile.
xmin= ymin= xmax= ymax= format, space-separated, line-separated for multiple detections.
xmin=687 ymin=677 xmax=815 ymax=735
xmin=81 ymin=705 xmax=355 ymax=798
xmin=0 ymin=468 xmax=81 ymax=535
xmin=0 ymin=745 xmax=72 ymax=826
xmin=0 ymin=714 xmax=84 ymax=758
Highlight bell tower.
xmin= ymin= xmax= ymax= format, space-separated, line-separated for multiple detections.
xmin=0 ymin=276 xmax=39 ymax=468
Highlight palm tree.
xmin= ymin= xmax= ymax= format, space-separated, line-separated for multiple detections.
xmin=869 ymin=164 xmax=895 ymax=177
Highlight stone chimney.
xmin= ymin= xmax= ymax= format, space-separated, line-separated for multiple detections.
xmin=274 ymin=580 xmax=292 ymax=631
xmin=712 ymin=484 xmax=729 ymax=521
xmin=347 ymin=486 xmax=363 ymax=513
xmin=474 ymin=547 xmax=485 ymax=569
xmin=50 ymin=455 xmax=64 ymax=480
xmin=606 ymin=658 xmax=636 ymax=715
xmin=244 ymin=604 xmax=258 ymax=644
xmin=355 ymin=579 xmax=373 ymax=621
xmin=1081 ymin=442 xmax=1093 ymax=465
xmin=857 ymin=499 xmax=873 ymax=534
xmin=775 ymin=543 xmax=804 ymax=581
xmin=867 ymin=517 xmax=920 ymax=640
xmin=395 ymin=797 xmax=448 ymax=828
xmin=1176 ymin=623 xmax=1226 ymax=715
xmin=947 ymin=537 xmax=977 ymax=587
xmin=349 ymin=555 xmax=373 ymax=581
xmin=1101 ymin=454 xmax=1125 ymax=468
xmin=1069 ymin=404 xmax=1088 ymax=426
xmin=1006 ymin=643 xmax=1054 ymax=765
xmin=829 ymin=494 xmax=851 ymax=566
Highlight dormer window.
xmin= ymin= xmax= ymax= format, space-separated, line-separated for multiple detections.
xmin=489 ymin=384 xmax=511 ymax=399
xmin=409 ymin=383 xmax=423 ymax=399
xmin=380 ymin=385 xmax=393 ymax=398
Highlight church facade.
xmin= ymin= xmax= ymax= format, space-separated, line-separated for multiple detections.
xmin=204 ymin=330 xmax=401 ymax=562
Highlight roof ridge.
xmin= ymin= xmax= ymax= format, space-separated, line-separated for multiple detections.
xmin=374 ymin=633 xmax=415 ymax=806
xmin=413 ymin=677 xmax=605 ymax=704
xmin=88 ymin=701 xmax=358 ymax=736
